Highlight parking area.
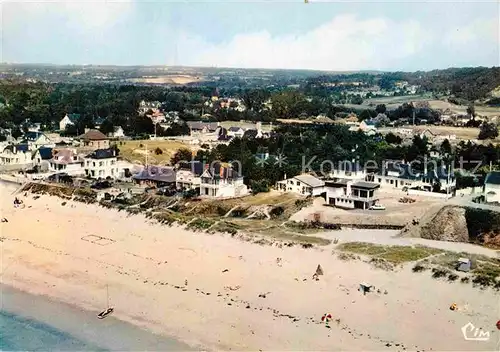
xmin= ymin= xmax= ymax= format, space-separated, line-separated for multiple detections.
xmin=291 ymin=191 xmax=447 ymax=227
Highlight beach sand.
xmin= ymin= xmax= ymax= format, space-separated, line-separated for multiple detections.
xmin=1 ymin=182 xmax=499 ymax=350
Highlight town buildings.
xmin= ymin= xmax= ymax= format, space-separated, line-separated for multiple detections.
xmin=59 ymin=113 xmax=81 ymax=131
xmin=484 ymin=171 xmax=500 ymax=203
xmin=176 ymin=161 xmax=204 ymax=190
xmin=0 ymin=144 xmax=32 ymax=167
xmin=324 ymin=180 xmax=380 ymax=210
xmin=78 ymin=129 xmax=110 ymax=150
xmin=276 ymin=174 xmax=325 ymax=196
xmin=84 ymin=148 xmax=119 ymax=179
xmin=49 ymin=149 xmax=84 ymax=176
xmin=199 ymin=163 xmax=248 ymax=198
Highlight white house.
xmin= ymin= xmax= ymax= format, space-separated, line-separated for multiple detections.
xmin=112 ymin=126 xmax=125 ymax=138
xmin=227 ymin=127 xmax=245 ymax=138
xmin=0 ymin=144 xmax=32 ymax=167
xmin=367 ymin=160 xmax=456 ymax=194
xmin=325 ymin=179 xmax=380 ymax=210
xmin=49 ymin=149 xmax=84 ymax=176
xmin=199 ymin=164 xmax=248 ymax=198
xmin=276 ymin=174 xmax=325 ymax=196
xmin=484 ymin=171 xmax=500 ymax=203
xmin=84 ymin=148 xmax=119 ymax=179
xmin=59 ymin=113 xmax=81 ymax=131
xmin=327 ymin=161 xmax=367 ymax=182
xmin=21 ymin=131 xmax=54 ymax=148
xmin=32 ymin=147 xmax=53 ymax=171
xmin=176 ymin=161 xmax=204 ymax=190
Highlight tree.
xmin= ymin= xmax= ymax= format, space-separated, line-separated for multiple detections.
xmin=440 ymin=139 xmax=452 ymax=155
xmin=466 ymin=104 xmax=475 ymax=118
xmin=375 ymin=104 xmax=387 ymax=114
xmin=11 ymin=127 xmax=22 ymax=139
xmin=170 ymin=148 xmax=193 ymax=165
xmin=154 ymin=147 xmax=163 ymax=155
xmin=351 ymin=95 xmax=363 ymax=105
xmin=99 ymin=119 xmax=115 ymax=136
xmin=358 ymin=110 xmax=371 ymax=121
xmin=385 ymin=132 xmax=402 ymax=144
xmin=478 ymin=122 xmax=499 ymax=140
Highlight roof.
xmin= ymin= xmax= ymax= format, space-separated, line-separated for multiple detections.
xmin=187 ymin=121 xmax=218 ymax=131
xmin=66 ymin=113 xmax=81 ymax=123
xmin=86 ymin=148 xmax=116 ymax=159
xmin=23 ymin=131 xmax=47 ymax=141
xmin=178 ymin=160 xmax=204 ymax=176
xmin=352 ymin=181 xmax=380 ymax=190
xmin=132 ymin=166 xmax=176 ymax=183
xmin=51 ymin=149 xmax=81 ymax=164
xmin=485 ymin=171 xmax=500 ymax=185
xmin=325 ymin=179 xmax=349 ymax=187
xmin=218 ymin=134 xmax=233 ymax=141
xmin=379 ymin=161 xmax=420 ymax=180
xmin=37 ymin=147 xmax=53 ymax=160
xmin=293 ymin=174 xmax=325 ymax=188
xmin=202 ymin=163 xmax=241 ymax=180
xmin=79 ymin=129 xmax=108 ymax=141
xmin=3 ymin=144 xmax=29 ymax=153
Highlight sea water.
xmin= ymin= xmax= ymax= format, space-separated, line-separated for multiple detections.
xmin=0 ymin=310 xmax=106 ymax=351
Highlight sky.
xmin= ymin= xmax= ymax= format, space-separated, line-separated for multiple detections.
xmin=1 ymin=0 xmax=499 ymax=72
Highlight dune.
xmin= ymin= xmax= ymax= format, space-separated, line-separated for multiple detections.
xmin=0 ymin=181 xmax=498 ymax=351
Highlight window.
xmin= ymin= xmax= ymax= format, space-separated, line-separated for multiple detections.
xmin=378 ymin=178 xmax=381 ymax=182
xmin=297 ymin=181 xmax=301 ymax=186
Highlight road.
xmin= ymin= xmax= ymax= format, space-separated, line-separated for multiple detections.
xmin=447 ymin=193 xmax=500 ymax=212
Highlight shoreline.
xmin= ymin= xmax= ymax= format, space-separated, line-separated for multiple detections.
xmin=1 ymin=181 xmax=499 ymax=350
xmin=0 ymin=284 xmax=194 ymax=351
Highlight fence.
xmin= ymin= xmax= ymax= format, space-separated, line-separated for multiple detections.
xmin=407 ymin=189 xmax=454 ymax=199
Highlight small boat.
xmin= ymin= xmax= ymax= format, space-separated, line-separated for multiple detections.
xmin=97 ymin=307 xmax=114 ymax=319
xmin=97 ymin=284 xmax=113 ymax=319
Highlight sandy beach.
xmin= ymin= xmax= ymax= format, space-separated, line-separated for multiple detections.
xmin=1 ymin=181 xmax=499 ymax=351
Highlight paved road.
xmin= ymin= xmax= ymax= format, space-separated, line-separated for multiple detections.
xmin=447 ymin=193 xmax=500 ymax=212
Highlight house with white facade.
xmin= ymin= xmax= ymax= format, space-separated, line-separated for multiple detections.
xmin=227 ymin=127 xmax=245 ymax=138
xmin=324 ymin=179 xmax=380 ymax=209
xmin=84 ymin=148 xmax=119 ymax=179
xmin=32 ymin=147 xmax=53 ymax=171
xmin=367 ymin=160 xmax=456 ymax=194
xmin=111 ymin=126 xmax=126 ymax=138
xmin=484 ymin=171 xmax=500 ymax=203
xmin=59 ymin=113 xmax=81 ymax=131
xmin=21 ymin=131 xmax=54 ymax=149
xmin=138 ymin=100 xmax=161 ymax=115
xmin=327 ymin=161 xmax=367 ymax=182
xmin=49 ymin=149 xmax=84 ymax=176
xmin=199 ymin=163 xmax=248 ymax=198
xmin=176 ymin=161 xmax=204 ymax=190
xmin=276 ymin=174 xmax=325 ymax=196
xmin=0 ymin=144 xmax=32 ymax=168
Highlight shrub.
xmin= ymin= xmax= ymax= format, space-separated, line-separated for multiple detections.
xmin=412 ymin=263 xmax=427 ymax=272
xmin=154 ymin=147 xmax=163 ymax=155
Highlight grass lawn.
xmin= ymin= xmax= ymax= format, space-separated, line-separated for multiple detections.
xmin=116 ymin=139 xmax=194 ymax=165
xmin=336 ymin=242 xmax=444 ymax=264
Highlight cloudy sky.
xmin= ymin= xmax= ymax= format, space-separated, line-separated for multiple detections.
xmin=2 ymin=0 xmax=499 ymax=71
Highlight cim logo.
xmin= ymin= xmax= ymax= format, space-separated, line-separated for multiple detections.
xmin=461 ymin=322 xmax=490 ymax=341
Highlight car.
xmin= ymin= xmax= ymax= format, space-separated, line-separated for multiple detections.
xmin=32 ymin=174 xmax=45 ymax=180
xmin=369 ymin=204 xmax=386 ymax=210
